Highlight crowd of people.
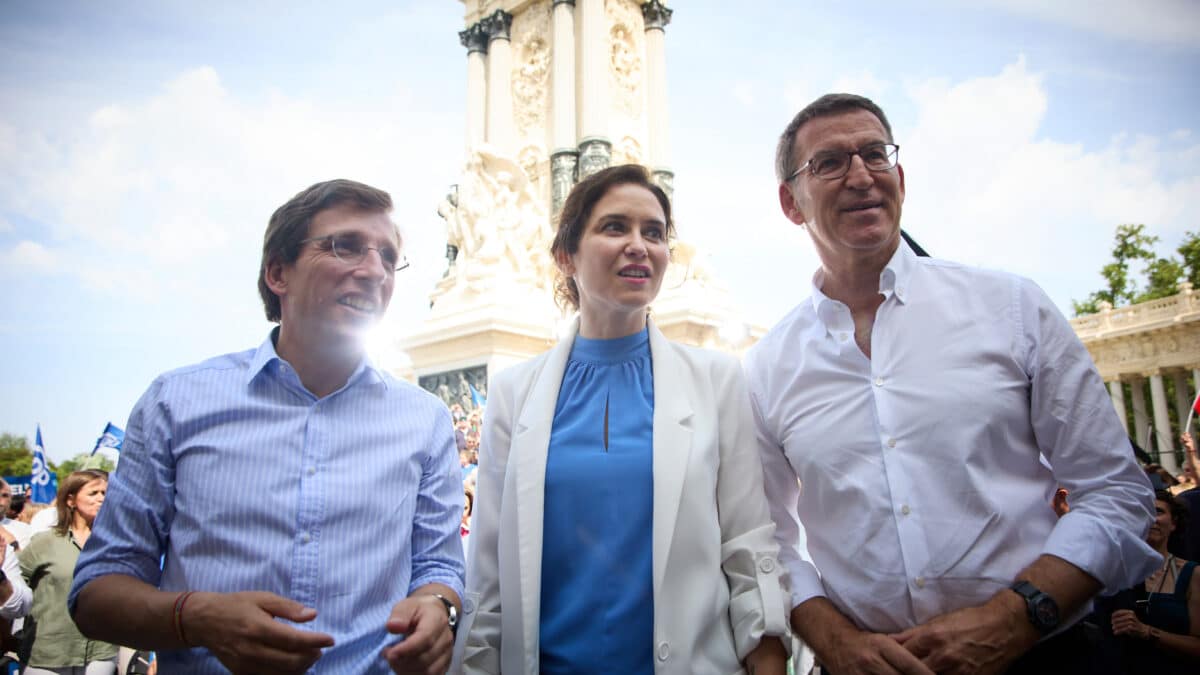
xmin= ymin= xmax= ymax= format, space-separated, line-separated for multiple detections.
xmin=1 ymin=91 xmax=1193 ymax=675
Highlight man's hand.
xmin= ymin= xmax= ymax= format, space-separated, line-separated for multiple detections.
xmin=183 ymin=591 xmax=334 ymax=675
xmin=824 ymin=630 xmax=936 ymax=675
xmin=382 ymin=594 xmax=455 ymax=675
xmin=890 ymin=592 xmax=1038 ymax=675
xmin=1111 ymin=609 xmax=1152 ymax=640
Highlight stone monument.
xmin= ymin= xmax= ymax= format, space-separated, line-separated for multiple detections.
xmin=402 ymin=0 xmax=760 ymax=408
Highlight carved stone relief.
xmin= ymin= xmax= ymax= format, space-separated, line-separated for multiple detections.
xmin=577 ymin=138 xmax=612 ymax=179
xmin=420 ymin=365 xmax=488 ymax=411
xmin=511 ymin=1 xmax=551 ymax=139
xmin=613 ymin=136 xmax=643 ymax=165
xmin=607 ymin=0 xmax=644 ymax=119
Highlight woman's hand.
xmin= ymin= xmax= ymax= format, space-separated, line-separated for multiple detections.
xmin=744 ymin=636 xmax=788 ymax=675
xmin=1111 ymin=609 xmax=1153 ymax=640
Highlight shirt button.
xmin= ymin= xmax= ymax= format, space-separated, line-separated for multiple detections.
xmin=758 ymin=557 xmax=776 ymax=574
xmin=874 ymin=377 xmax=884 ymax=387
xmin=915 ymin=576 xmax=926 ymax=589
xmin=900 ymin=504 xmax=911 ymax=516
xmin=886 ymin=438 xmax=896 ymax=448
xmin=300 ymin=532 xmax=312 ymax=544
xmin=839 ymin=332 xmax=849 ymax=341
xmin=306 ymin=466 xmax=316 ymax=476
xmin=656 ymin=642 xmax=670 ymax=661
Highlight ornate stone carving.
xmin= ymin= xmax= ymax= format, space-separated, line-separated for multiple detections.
xmin=459 ymin=22 xmax=489 ymax=54
xmin=551 ymin=150 xmax=579 ymax=213
xmin=481 ymin=9 xmax=514 ymax=42
xmin=436 ymin=145 xmax=553 ymax=294
xmin=576 ymin=138 xmax=612 ymax=179
xmin=606 ymin=1 xmax=644 ymax=118
xmin=419 ymin=365 xmax=488 ymax=411
xmin=613 ymin=136 xmax=643 ymax=165
xmin=640 ymin=0 xmax=673 ymax=30
xmin=511 ymin=1 xmax=551 ymax=138
xmin=652 ymin=168 xmax=673 ymax=200
xmin=552 ymin=0 xmax=576 ymax=6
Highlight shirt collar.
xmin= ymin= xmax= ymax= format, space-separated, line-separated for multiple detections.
xmin=808 ymin=238 xmax=917 ymax=334
xmin=246 ymin=326 xmax=388 ymax=391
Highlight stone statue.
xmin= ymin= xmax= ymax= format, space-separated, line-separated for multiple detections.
xmin=437 ymin=144 xmax=552 ymax=291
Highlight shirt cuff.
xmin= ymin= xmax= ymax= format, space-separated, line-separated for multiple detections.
xmin=1041 ymin=511 xmax=1161 ymax=594
xmin=785 ymin=556 xmax=826 ymax=610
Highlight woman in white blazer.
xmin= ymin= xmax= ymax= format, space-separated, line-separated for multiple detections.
xmin=457 ymin=165 xmax=789 ymax=675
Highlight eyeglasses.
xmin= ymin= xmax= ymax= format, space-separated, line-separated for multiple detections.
xmin=300 ymin=233 xmax=409 ymax=272
xmin=788 ymin=142 xmax=900 ymax=181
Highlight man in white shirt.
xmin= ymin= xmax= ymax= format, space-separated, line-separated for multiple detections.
xmin=746 ymin=93 xmax=1160 ymax=675
xmin=0 ymin=481 xmax=31 ymax=550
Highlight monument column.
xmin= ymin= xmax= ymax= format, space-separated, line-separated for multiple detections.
xmin=1131 ymin=377 xmax=1149 ymax=448
xmin=641 ymin=1 xmax=674 ymax=198
xmin=1109 ymin=379 xmax=1128 ymax=434
xmin=459 ymin=22 xmax=489 ymax=149
xmin=1149 ymin=373 xmax=1179 ymax=472
xmin=482 ymin=10 xmax=515 ymax=154
xmin=576 ymin=0 xmax=610 ymax=178
xmin=550 ymin=0 xmax=578 ymax=213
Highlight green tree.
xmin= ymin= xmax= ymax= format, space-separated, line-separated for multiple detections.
xmin=0 ymin=433 xmax=33 ymax=476
xmin=1136 ymin=257 xmax=1185 ymax=303
xmin=1073 ymin=223 xmax=1160 ymax=315
xmin=56 ymin=452 xmax=116 ymax=477
xmin=1178 ymin=230 xmax=1200 ymax=288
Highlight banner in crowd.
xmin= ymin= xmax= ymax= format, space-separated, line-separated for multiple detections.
xmin=469 ymin=383 xmax=487 ymax=408
xmin=31 ymin=425 xmax=57 ymax=504
xmin=4 ymin=474 xmax=57 ymax=504
xmin=91 ymin=422 xmax=125 ymax=455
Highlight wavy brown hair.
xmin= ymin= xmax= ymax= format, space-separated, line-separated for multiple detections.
xmin=550 ymin=164 xmax=673 ymax=311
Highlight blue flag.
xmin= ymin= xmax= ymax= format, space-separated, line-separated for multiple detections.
xmin=469 ymin=383 xmax=487 ymax=408
xmin=91 ymin=422 xmax=124 ymax=455
xmin=31 ymin=425 xmax=56 ymax=504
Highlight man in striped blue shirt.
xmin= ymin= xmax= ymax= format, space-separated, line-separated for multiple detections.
xmin=69 ymin=179 xmax=465 ymax=674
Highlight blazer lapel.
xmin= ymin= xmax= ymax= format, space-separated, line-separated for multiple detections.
xmin=648 ymin=319 xmax=694 ymax=598
xmin=511 ymin=317 xmax=576 ymax=662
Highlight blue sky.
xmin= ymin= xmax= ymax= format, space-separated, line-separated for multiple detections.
xmin=2 ymin=0 xmax=1198 ymax=461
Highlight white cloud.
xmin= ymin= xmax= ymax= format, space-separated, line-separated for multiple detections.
xmin=897 ymin=56 xmax=1200 ymax=308
xmin=2 ymin=240 xmax=59 ymax=273
xmin=732 ymin=81 xmax=755 ymax=107
xmin=3 ymin=64 xmax=462 ymax=316
xmin=0 ymin=214 xmax=13 ymax=233
xmin=978 ymin=0 xmax=1200 ymax=48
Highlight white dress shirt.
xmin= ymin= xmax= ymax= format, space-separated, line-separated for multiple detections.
xmin=744 ymin=241 xmax=1160 ymax=633
xmin=0 ymin=542 xmax=32 ymax=620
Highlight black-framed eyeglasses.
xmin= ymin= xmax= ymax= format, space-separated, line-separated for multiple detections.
xmin=788 ymin=142 xmax=900 ymax=182
xmin=299 ymin=233 xmax=409 ymax=272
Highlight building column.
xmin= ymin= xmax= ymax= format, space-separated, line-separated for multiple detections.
xmin=641 ymin=0 xmax=674 ymax=199
xmin=459 ymin=23 xmax=489 ymax=150
xmin=1149 ymin=373 xmax=1179 ymax=473
xmin=1173 ymin=370 xmax=1192 ymax=433
xmin=1130 ymin=377 xmax=1149 ymax=449
xmin=1108 ymin=379 xmax=1128 ymax=434
xmin=550 ymin=0 xmax=578 ymax=213
xmin=576 ymin=0 xmax=610 ymax=178
xmin=482 ymin=10 xmax=515 ymax=155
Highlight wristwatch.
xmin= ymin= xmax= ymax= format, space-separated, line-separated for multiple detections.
xmin=1010 ymin=581 xmax=1059 ymax=634
xmin=432 ymin=594 xmax=459 ymax=636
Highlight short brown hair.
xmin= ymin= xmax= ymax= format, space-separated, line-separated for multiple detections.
xmin=257 ymin=179 xmax=394 ymax=322
xmin=550 ymin=164 xmax=673 ymax=311
xmin=775 ymin=93 xmax=895 ymax=183
xmin=54 ymin=469 xmax=108 ymax=537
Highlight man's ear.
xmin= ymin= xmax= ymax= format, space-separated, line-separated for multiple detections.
xmin=264 ymin=258 xmax=289 ymax=298
xmin=778 ymin=182 xmax=808 ymax=227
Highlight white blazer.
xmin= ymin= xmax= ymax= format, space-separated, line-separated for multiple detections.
xmin=455 ymin=318 xmax=789 ymax=675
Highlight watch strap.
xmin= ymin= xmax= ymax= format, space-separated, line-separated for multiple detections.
xmin=432 ymin=593 xmax=458 ymax=636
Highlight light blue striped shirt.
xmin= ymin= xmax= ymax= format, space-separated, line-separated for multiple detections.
xmin=70 ymin=331 xmax=465 ymax=674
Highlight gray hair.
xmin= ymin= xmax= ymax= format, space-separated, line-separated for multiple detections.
xmin=775 ymin=93 xmax=894 ymax=183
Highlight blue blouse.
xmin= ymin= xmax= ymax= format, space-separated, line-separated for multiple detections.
xmin=539 ymin=328 xmax=655 ymax=675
